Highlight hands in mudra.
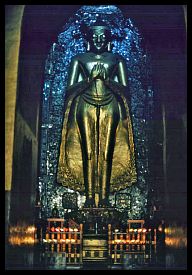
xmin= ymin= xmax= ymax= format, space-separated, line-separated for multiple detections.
xmin=90 ymin=63 xmax=107 ymax=80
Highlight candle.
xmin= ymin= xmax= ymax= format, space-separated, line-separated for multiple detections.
xmin=142 ymin=229 xmax=147 ymax=243
xmin=68 ymin=231 xmax=72 ymax=243
xmin=137 ymin=231 xmax=140 ymax=243
xmin=138 ymin=229 xmax=142 ymax=243
xmin=148 ymin=229 xmax=151 ymax=244
xmin=74 ymin=232 xmax=77 ymax=242
xmin=129 ymin=229 xmax=134 ymax=243
xmin=51 ymin=233 xmax=55 ymax=241
xmin=126 ymin=228 xmax=130 ymax=244
xmin=46 ymin=232 xmax=49 ymax=240
xmin=154 ymin=229 xmax=157 ymax=244
xmin=57 ymin=231 xmax=60 ymax=242
xmin=62 ymin=232 xmax=66 ymax=252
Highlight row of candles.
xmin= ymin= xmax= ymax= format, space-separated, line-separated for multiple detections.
xmin=43 ymin=238 xmax=80 ymax=244
xmin=44 ymin=227 xmax=82 ymax=244
xmin=110 ymin=228 xmax=157 ymax=245
xmin=43 ymin=230 xmax=82 ymax=259
xmin=49 ymin=227 xmax=79 ymax=232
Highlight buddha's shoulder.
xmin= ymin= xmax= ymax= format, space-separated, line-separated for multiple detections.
xmin=112 ymin=53 xmax=126 ymax=61
xmin=71 ymin=52 xmax=91 ymax=61
xmin=71 ymin=52 xmax=125 ymax=62
xmin=103 ymin=52 xmax=126 ymax=62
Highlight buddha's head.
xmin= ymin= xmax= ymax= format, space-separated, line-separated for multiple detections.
xmin=89 ymin=25 xmax=111 ymax=53
xmin=80 ymin=21 xmax=112 ymax=53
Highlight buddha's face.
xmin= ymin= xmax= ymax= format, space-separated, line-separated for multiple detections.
xmin=90 ymin=26 xmax=110 ymax=53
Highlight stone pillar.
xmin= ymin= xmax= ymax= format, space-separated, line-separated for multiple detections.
xmin=5 ymin=5 xmax=25 ymax=241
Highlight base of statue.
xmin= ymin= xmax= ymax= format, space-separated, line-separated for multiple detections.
xmin=81 ymin=207 xmax=114 ymax=234
xmin=79 ymin=208 xmax=113 ymax=264
xmin=82 ymin=233 xmax=108 ymax=263
xmin=66 ymin=206 xmax=125 ymax=234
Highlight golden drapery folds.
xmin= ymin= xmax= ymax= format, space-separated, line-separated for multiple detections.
xmin=57 ymin=77 xmax=137 ymax=194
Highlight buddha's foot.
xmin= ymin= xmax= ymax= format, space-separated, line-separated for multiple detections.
xmin=84 ymin=198 xmax=96 ymax=208
xmin=98 ymin=198 xmax=111 ymax=208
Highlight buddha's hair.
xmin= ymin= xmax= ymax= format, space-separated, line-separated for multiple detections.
xmin=80 ymin=21 xmax=124 ymax=42
xmin=80 ymin=21 xmax=112 ymax=41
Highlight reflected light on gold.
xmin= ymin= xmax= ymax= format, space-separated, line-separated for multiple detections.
xmin=8 ymin=225 xmax=37 ymax=246
xmin=165 ymin=225 xmax=187 ymax=248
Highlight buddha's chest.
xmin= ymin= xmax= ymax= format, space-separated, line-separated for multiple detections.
xmin=80 ymin=54 xmax=117 ymax=75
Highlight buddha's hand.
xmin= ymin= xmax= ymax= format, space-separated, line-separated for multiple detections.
xmin=90 ymin=63 xmax=107 ymax=80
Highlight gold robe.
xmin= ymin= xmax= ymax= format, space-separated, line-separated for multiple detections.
xmin=57 ymin=78 xmax=137 ymax=193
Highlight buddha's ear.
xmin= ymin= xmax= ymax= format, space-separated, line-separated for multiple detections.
xmin=107 ymin=42 xmax=112 ymax=52
xmin=87 ymin=42 xmax=90 ymax=51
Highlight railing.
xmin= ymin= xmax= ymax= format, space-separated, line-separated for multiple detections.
xmin=42 ymin=220 xmax=83 ymax=266
xmin=40 ymin=219 xmax=159 ymax=268
xmin=108 ymin=223 xmax=157 ymax=266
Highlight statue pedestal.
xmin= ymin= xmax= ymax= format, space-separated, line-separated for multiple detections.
xmin=68 ymin=206 xmax=127 ymax=234
xmin=80 ymin=207 xmax=116 ymax=234
xmin=82 ymin=234 xmax=108 ymax=263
